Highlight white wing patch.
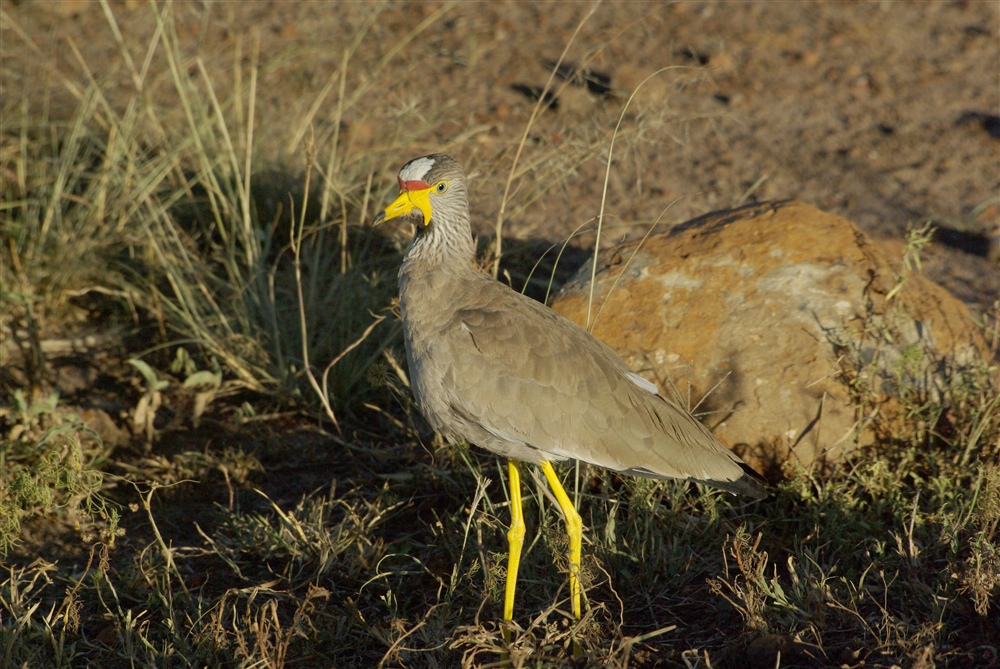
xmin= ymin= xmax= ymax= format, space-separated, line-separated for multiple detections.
xmin=400 ymin=156 xmax=436 ymax=182
xmin=626 ymin=371 xmax=659 ymax=395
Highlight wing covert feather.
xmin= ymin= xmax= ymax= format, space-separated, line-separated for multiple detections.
xmin=435 ymin=278 xmax=750 ymax=486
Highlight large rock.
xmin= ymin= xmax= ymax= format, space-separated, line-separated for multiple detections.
xmin=550 ymin=201 xmax=987 ymax=470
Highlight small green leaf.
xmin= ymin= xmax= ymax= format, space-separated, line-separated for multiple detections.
xmin=13 ymin=389 xmax=27 ymax=415
xmin=171 ymin=347 xmax=194 ymax=376
xmin=184 ymin=370 xmax=222 ymax=389
xmin=29 ymin=392 xmax=60 ymax=417
xmin=128 ymin=359 xmax=165 ymax=389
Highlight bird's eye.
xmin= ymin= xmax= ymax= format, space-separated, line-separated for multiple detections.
xmin=435 ymin=181 xmax=449 ymax=194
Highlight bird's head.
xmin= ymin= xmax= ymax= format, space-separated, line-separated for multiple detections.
xmin=373 ymin=154 xmax=467 ymax=229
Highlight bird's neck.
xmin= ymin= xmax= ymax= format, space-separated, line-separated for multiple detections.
xmin=399 ymin=213 xmax=477 ymax=281
xmin=398 ymin=213 xmax=483 ymax=331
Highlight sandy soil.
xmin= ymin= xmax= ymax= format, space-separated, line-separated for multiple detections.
xmin=5 ymin=0 xmax=998 ymax=306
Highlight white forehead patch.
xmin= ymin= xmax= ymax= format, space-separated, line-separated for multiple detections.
xmin=400 ymin=156 xmax=435 ymax=182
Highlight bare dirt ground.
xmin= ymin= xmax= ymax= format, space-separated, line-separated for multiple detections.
xmin=8 ymin=0 xmax=999 ymax=311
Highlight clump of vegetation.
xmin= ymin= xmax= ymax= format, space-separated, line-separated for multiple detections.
xmin=0 ymin=392 xmax=119 ymax=555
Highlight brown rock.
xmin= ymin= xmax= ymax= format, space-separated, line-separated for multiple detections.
xmin=95 ymin=624 xmax=117 ymax=646
xmin=550 ymin=201 xmax=988 ymax=469
xmin=76 ymin=407 xmax=131 ymax=450
xmin=745 ymin=633 xmax=804 ymax=667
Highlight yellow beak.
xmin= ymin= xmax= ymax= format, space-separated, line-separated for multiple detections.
xmin=373 ymin=186 xmax=433 ymax=227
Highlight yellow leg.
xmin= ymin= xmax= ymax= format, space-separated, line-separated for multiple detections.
xmin=503 ymin=460 xmax=525 ymax=643
xmin=540 ymin=460 xmax=583 ymax=620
